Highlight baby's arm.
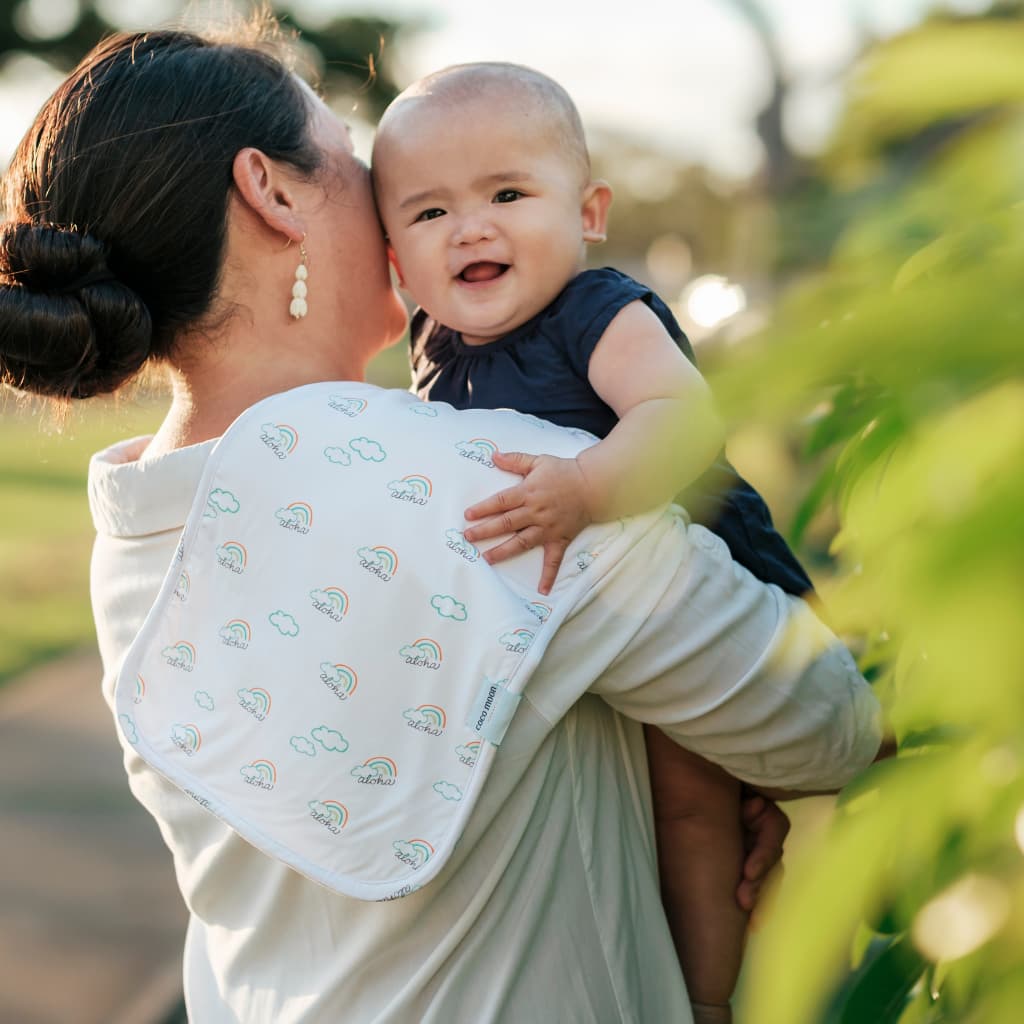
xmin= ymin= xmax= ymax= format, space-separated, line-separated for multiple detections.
xmin=464 ymin=300 xmax=723 ymax=592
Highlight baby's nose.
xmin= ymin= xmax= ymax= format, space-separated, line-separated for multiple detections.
xmin=452 ymin=213 xmax=497 ymax=245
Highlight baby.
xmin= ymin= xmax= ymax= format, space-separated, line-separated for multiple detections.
xmin=372 ymin=63 xmax=812 ymax=1021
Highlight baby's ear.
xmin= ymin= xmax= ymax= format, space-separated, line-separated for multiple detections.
xmin=387 ymin=245 xmax=406 ymax=287
xmin=581 ymin=180 xmax=613 ymax=244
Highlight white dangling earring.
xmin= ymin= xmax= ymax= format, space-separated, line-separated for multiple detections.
xmin=289 ymin=241 xmax=309 ymax=319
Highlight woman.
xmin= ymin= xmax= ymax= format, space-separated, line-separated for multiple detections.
xmin=0 ymin=27 xmax=881 ymax=1023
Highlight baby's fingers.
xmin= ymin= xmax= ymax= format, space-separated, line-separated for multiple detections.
xmin=464 ymin=508 xmax=534 ymax=543
xmin=465 ymin=483 xmax=525 ymax=523
xmin=480 ymin=526 xmax=543 ymax=566
xmin=537 ymin=540 xmax=569 ymax=595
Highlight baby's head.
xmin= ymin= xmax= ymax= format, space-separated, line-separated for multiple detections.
xmin=372 ymin=63 xmax=611 ymax=345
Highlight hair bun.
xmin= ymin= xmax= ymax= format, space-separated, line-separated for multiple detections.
xmin=0 ymin=222 xmax=152 ymax=399
xmin=2 ymin=222 xmax=110 ymax=292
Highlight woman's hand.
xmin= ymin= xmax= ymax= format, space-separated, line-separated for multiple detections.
xmin=463 ymin=451 xmax=593 ymax=594
xmin=737 ymin=790 xmax=790 ymax=913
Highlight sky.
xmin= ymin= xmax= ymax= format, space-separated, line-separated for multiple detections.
xmin=0 ymin=0 xmax=992 ymax=174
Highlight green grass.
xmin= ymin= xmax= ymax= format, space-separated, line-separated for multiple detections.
xmin=0 ymin=346 xmax=413 ymax=686
xmin=0 ymin=392 xmax=164 ymax=684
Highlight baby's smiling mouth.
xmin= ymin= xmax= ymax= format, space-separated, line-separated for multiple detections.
xmin=458 ymin=262 xmax=509 ymax=283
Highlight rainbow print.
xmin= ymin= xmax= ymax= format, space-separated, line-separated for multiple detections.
xmin=409 ymin=839 xmax=434 ymax=862
xmin=222 ymin=619 xmax=251 ymax=642
xmin=328 ymin=395 xmax=367 ymax=416
xmin=175 ymin=571 xmax=190 ymax=599
xmin=364 ymin=756 xmax=397 ymax=778
xmin=399 ymin=474 xmax=433 ymax=497
xmin=320 ymin=663 xmax=358 ymax=699
xmin=469 ymin=438 xmax=498 ymax=458
xmin=218 ymin=541 xmax=247 ymax=570
xmin=393 ymin=837 xmax=435 ymax=868
xmin=322 ymin=588 xmax=349 ymax=616
xmin=241 ymin=759 xmax=277 ymax=787
xmin=505 ymin=628 xmax=534 ymax=648
xmin=526 ymin=601 xmax=552 ymax=623
xmin=463 ymin=740 xmax=482 ymax=758
xmin=285 ymin=502 xmax=313 ymax=527
xmin=414 ymin=638 xmax=443 ymax=662
xmin=239 ymin=687 xmax=272 ymax=718
xmin=171 ymin=723 xmax=202 ymax=755
xmin=273 ymin=424 xmax=299 ymax=452
xmin=414 ymin=704 xmax=447 ymax=730
xmin=369 ymin=546 xmax=399 ymax=575
xmin=318 ymin=800 xmax=349 ymax=829
xmin=165 ymin=641 xmax=196 ymax=668
xmin=134 ymin=675 xmax=145 ymax=703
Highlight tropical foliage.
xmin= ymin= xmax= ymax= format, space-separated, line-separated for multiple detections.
xmin=723 ymin=14 xmax=1024 ymax=1023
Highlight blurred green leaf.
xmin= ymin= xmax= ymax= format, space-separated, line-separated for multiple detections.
xmin=824 ymin=935 xmax=928 ymax=1024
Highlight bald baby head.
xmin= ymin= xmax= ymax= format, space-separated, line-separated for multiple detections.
xmin=373 ymin=62 xmax=591 ymax=188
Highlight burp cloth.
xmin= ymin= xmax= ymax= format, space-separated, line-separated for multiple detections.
xmin=115 ymin=383 xmax=661 ymax=900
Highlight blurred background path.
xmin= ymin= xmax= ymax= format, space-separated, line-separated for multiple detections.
xmin=0 ymin=650 xmax=187 ymax=1024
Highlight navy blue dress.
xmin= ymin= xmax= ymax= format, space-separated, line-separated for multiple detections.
xmin=410 ymin=267 xmax=813 ymax=596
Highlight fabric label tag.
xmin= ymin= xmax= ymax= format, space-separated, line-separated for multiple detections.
xmin=466 ymin=678 xmax=521 ymax=745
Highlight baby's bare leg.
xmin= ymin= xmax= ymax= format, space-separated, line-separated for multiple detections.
xmin=645 ymin=723 xmax=746 ymax=1021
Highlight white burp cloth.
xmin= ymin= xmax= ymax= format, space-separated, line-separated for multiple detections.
xmin=115 ymin=383 xmax=660 ymax=901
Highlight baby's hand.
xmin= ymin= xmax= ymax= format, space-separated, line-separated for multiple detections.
xmin=464 ymin=451 xmax=592 ymax=595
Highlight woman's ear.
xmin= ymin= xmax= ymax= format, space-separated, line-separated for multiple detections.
xmin=231 ymin=147 xmax=306 ymax=243
xmin=581 ymin=180 xmax=613 ymax=244
xmin=387 ymin=245 xmax=406 ymax=287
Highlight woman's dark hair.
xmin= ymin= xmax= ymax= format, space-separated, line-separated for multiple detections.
xmin=0 ymin=27 xmax=323 ymax=400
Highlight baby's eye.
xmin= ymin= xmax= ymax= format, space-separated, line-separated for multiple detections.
xmin=493 ymin=189 xmax=523 ymax=204
xmin=414 ymin=208 xmax=446 ymax=223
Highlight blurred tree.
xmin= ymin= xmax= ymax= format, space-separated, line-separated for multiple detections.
xmin=0 ymin=0 xmax=409 ymax=118
xmin=716 ymin=8 xmax=1024 ymax=1024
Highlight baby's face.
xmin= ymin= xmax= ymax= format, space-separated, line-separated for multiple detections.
xmin=374 ymin=100 xmax=597 ymax=345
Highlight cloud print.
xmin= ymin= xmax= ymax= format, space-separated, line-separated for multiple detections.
xmin=275 ymin=507 xmax=302 ymax=526
xmin=215 ymin=544 xmax=243 ymax=565
xmin=455 ymin=440 xmax=480 ymax=457
xmin=323 ymin=446 xmax=351 ymax=466
xmin=319 ymin=661 xmax=343 ymax=682
xmin=402 ymin=708 xmax=434 ymax=728
xmin=350 ymin=437 xmax=386 ymax=462
xmin=260 ymin=422 xmax=288 ymax=446
xmin=309 ymin=799 xmax=336 ymax=818
xmin=575 ymin=551 xmax=595 ymax=570
xmin=311 ymin=726 xmax=348 ymax=753
xmin=170 ymin=724 xmax=194 ymax=748
xmin=433 ymin=781 xmax=462 ymax=802
xmin=194 ymin=691 xmax=215 ymax=711
xmin=499 ymin=630 xmax=534 ymax=649
xmin=291 ymin=736 xmax=316 ymax=757
xmin=161 ymin=645 xmax=181 ymax=660
xmin=357 ymin=545 xmax=384 ymax=567
xmin=393 ymin=839 xmax=428 ymax=864
xmin=239 ymin=764 xmax=267 ymax=783
xmin=409 ymin=403 xmax=438 ymax=417
xmin=269 ymin=611 xmax=299 ymax=637
xmin=431 ymin=594 xmax=467 ymax=621
xmin=445 ymin=529 xmax=478 ymax=559
xmin=309 ymin=588 xmax=336 ymax=606
xmin=118 ymin=714 xmax=137 ymax=744
xmin=205 ymin=488 xmax=240 ymax=517
xmin=388 ymin=479 xmax=415 ymax=496
xmin=455 ymin=743 xmax=479 ymax=766
xmin=329 ymin=396 xmax=364 ymax=415
xmin=399 ymin=644 xmax=424 ymax=659
xmin=350 ymin=763 xmax=383 ymax=780
xmin=237 ymin=688 xmax=262 ymax=711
